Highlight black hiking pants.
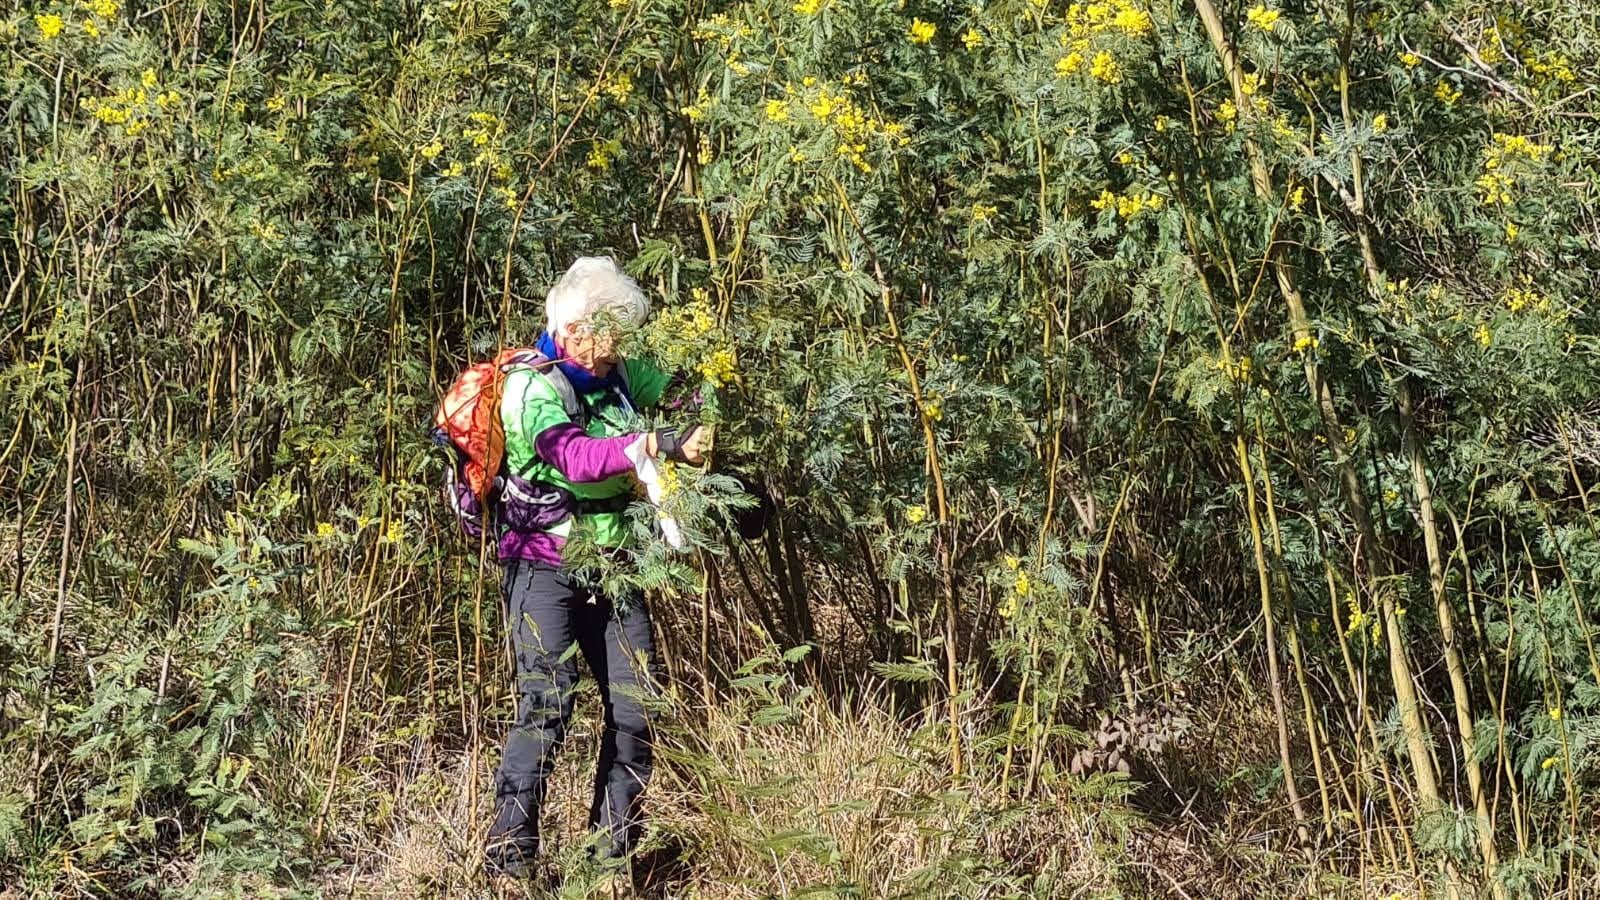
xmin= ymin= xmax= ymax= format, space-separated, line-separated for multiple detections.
xmin=488 ymin=560 xmax=659 ymax=865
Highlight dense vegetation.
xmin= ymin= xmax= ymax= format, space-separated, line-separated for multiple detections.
xmin=3 ymin=0 xmax=1598 ymax=895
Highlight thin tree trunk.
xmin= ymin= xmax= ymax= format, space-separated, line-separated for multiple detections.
xmin=1401 ymin=393 xmax=1500 ymax=887
xmin=1234 ymin=432 xmax=1311 ymax=842
xmin=1188 ymin=0 xmax=1442 ymax=819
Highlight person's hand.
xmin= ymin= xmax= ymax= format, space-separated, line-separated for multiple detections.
xmin=678 ymin=425 xmax=711 ymax=464
xmin=646 ymin=425 xmax=712 ymax=464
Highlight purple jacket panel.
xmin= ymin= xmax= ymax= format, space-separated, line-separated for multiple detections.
xmin=533 ymin=423 xmax=636 ymax=482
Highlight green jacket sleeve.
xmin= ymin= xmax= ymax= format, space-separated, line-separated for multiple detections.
xmin=623 ymin=357 xmax=672 ymax=408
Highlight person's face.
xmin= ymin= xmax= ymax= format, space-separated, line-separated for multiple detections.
xmin=560 ymin=320 xmax=619 ymax=375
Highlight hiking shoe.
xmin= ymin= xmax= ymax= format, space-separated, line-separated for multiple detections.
xmin=484 ymin=835 xmax=538 ymax=880
xmin=485 ymin=788 xmax=540 ymax=880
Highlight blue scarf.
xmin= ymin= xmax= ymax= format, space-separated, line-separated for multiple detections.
xmin=536 ymin=331 xmax=630 ymax=402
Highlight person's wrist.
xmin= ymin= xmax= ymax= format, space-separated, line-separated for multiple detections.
xmin=653 ymin=427 xmax=693 ymax=463
xmin=643 ymin=432 xmax=658 ymax=457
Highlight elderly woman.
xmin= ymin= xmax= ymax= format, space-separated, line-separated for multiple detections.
xmin=486 ymin=256 xmax=707 ymax=878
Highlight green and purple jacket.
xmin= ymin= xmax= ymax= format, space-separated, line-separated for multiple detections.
xmin=497 ymin=349 xmax=670 ymax=565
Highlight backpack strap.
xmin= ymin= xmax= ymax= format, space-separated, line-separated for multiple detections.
xmin=615 ymin=359 xmax=633 ymax=398
xmin=538 ymin=362 xmax=584 ymax=422
xmin=502 ymin=350 xmax=583 ymax=422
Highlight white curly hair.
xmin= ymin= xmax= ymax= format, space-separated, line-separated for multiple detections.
xmin=544 ymin=256 xmax=650 ymax=338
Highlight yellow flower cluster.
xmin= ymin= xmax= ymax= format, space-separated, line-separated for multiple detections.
xmin=1477 ymin=22 xmax=1503 ymax=65
xmin=1233 ymin=71 xmax=1271 ymax=116
xmin=794 ymin=0 xmax=825 ymax=14
xmin=1091 ymin=188 xmax=1164 ymax=218
xmin=1504 ymin=286 xmax=1534 ymax=312
xmin=776 ymin=77 xmax=909 ymax=173
xmin=1004 ymin=566 xmax=1030 ymax=614
xmin=1526 ymin=52 xmax=1576 ymax=86
xmin=691 ymin=13 xmax=754 ymax=49
xmin=463 ymin=111 xmax=501 ymax=148
xmin=1399 ymin=51 xmax=1420 ymax=67
xmin=1293 ymin=334 xmax=1319 ymax=354
xmin=1245 ymin=4 xmax=1279 ymax=32
xmin=1487 ymin=132 xmax=1553 ymax=163
xmin=1433 ymin=80 xmax=1461 ymax=106
xmin=659 ymin=291 xmax=719 ymax=343
xmin=601 ymin=72 xmax=633 ymax=104
xmin=1215 ymin=353 xmax=1252 ymax=383
xmin=1374 ymin=278 xmax=1413 ymax=322
xmin=1054 ymin=2 xmax=1148 ymax=85
xmin=998 ymin=594 xmax=1019 ymax=619
xmin=961 ymin=28 xmax=983 ymax=50
xmin=80 ymin=80 xmax=177 ymax=136
xmin=653 ymin=289 xmax=736 ymax=387
xmin=697 ymin=347 xmax=737 ymax=386
xmin=1089 ymin=50 xmax=1120 ymax=83
xmin=1476 ymin=170 xmax=1513 ymax=206
xmin=587 ymin=137 xmax=622 ymax=170
xmin=47 ymin=0 xmax=119 ymax=39
xmin=251 ymin=220 xmax=282 ymax=243
xmin=1343 ymin=592 xmax=1380 ymax=646
xmin=1475 ymin=133 xmax=1552 ymax=206
xmin=905 ymin=505 xmax=928 ymax=524
xmin=1474 ymin=322 xmax=1492 ymax=347
xmin=971 ymin=203 xmax=998 ymax=223
xmin=1064 ymin=0 xmax=1152 ymax=40
xmin=451 ymin=111 xmax=520 ymax=198
xmin=36 ymin=13 xmax=65 ymax=39
xmin=86 ymin=89 xmax=141 ymax=124
xmin=1109 ymin=4 xmax=1151 ymax=34
xmin=1216 ymin=99 xmax=1238 ymax=131
xmin=680 ymin=86 xmax=712 ymax=122
xmin=909 ymin=18 xmax=936 ymax=44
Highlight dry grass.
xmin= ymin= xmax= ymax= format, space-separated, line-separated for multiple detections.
xmin=1 ymin=516 xmax=1424 ymax=899
xmin=306 ymin=678 xmax=1127 ymax=899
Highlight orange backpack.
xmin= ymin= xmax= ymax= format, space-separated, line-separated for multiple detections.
xmin=433 ymin=349 xmax=531 ymax=498
xmin=430 ymin=348 xmax=596 ymax=535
